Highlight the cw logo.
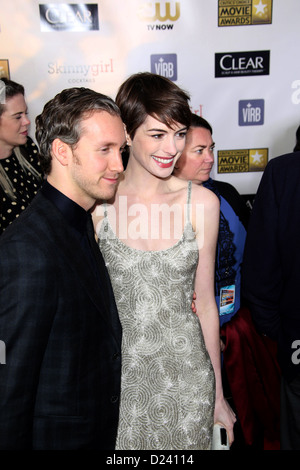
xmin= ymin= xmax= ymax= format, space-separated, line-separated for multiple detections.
xmin=138 ymin=2 xmax=180 ymax=21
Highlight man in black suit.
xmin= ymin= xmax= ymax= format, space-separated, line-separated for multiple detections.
xmin=0 ymin=87 xmax=126 ymax=449
xmin=242 ymin=151 xmax=300 ymax=449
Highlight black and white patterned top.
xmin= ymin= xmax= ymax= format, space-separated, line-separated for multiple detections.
xmin=0 ymin=137 xmax=43 ymax=234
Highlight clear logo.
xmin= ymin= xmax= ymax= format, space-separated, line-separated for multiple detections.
xmin=39 ymin=3 xmax=99 ymax=31
xmin=215 ymin=51 xmax=270 ymax=78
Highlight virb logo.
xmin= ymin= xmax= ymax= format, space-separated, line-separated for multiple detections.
xmin=151 ymin=54 xmax=177 ymax=81
xmin=239 ymin=99 xmax=264 ymax=126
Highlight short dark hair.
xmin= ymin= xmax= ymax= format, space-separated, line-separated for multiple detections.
xmin=190 ymin=113 xmax=213 ymax=134
xmin=35 ymin=87 xmax=121 ymax=174
xmin=115 ymin=72 xmax=191 ymax=139
xmin=0 ymin=78 xmax=25 ymax=117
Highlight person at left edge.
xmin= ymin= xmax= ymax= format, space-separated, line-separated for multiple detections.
xmin=0 ymin=87 xmax=126 ymax=449
xmin=0 ymin=78 xmax=43 ymax=234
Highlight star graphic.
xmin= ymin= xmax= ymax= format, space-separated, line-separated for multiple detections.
xmin=251 ymin=151 xmax=263 ymax=164
xmin=254 ymin=0 xmax=267 ymax=15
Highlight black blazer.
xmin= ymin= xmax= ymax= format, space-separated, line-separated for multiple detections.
xmin=0 ymin=191 xmax=122 ymax=449
xmin=242 ymin=152 xmax=300 ymax=382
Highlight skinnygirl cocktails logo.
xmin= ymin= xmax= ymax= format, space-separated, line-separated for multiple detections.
xmin=47 ymin=59 xmax=114 ymax=85
xmin=94 ymin=199 xmax=205 ymax=249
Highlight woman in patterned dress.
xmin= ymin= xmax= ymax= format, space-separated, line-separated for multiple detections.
xmin=93 ymin=73 xmax=236 ymax=449
xmin=0 ymin=78 xmax=43 ymax=234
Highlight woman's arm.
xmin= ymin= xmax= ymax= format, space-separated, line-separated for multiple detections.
xmin=192 ymin=185 xmax=236 ymax=445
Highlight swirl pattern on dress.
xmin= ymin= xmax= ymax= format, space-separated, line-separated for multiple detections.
xmin=99 ymin=189 xmax=215 ymax=450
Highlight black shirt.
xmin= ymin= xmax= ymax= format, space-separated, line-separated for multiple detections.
xmin=40 ymin=180 xmax=99 ymax=277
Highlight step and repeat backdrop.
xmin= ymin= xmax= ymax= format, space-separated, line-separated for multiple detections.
xmin=1 ymin=0 xmax=299 ymax=196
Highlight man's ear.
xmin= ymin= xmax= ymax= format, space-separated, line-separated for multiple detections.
xmin=51 ymin=138 xmax=71 ymax=166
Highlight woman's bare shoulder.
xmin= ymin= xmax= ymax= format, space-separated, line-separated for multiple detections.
xmin=168 ymin=175 xmax=187 ymax=189
xmin=191 ymin=181 xmax=219 ymax=206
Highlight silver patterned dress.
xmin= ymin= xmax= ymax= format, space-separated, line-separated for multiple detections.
xmin=99 ymin=181 xmax=215 ymax=450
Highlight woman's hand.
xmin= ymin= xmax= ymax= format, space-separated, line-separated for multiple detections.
xmin=191 ymin=291 xmax=197 ymax=314
xmin=214 ymin=396 xmax=236 ymax=446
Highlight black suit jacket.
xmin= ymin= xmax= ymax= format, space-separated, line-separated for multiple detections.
xmin=0 ymin=191 xmax=122 ymax=449
xmin=242 ymin=152 xmax=300 ymax=382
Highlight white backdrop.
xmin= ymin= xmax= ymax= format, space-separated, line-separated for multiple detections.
xmin=1 ymin=0 xmax=299 ymax=194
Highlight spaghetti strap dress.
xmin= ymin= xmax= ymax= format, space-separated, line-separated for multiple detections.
xmin=98 ymin=181 xmax=215 ymax=450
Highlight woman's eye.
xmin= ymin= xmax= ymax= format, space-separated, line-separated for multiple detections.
xmin=177 ymin=132 xmax=187 ymax=138
xmin=152 ymin=134 xmax=163 ymax=139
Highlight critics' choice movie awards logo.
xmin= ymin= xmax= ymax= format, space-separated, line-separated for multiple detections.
xmin=215 ymin=50 xmax=270 ymax=78
xmin=39 ymin=3 xmax=99 ymax=31
xmin=239 ymin=99 xmax=264 ymax=126
xmin=138 ymin=2 xmax=180 ymax=30
xmin=218 ymin=0 xmax=272 ymax=26
xmin=151 ymin=54 xmax=177 ymax=81
xmin=218 ymin=149 xmax=268 ymax=173
xmin=0 ymin=60 xmax=9 ymax=80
